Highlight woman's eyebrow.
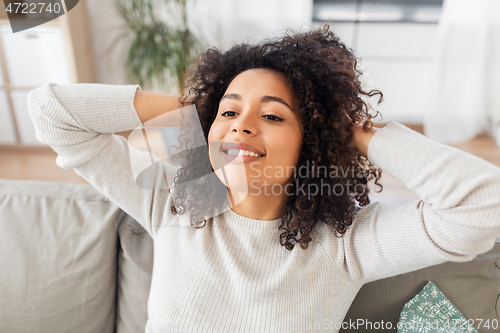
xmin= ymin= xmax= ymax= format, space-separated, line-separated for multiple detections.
xmin=220 ymin=93 xmax=293 ymax=112
xmin=261 ymin=95 xmax=293 ymax=112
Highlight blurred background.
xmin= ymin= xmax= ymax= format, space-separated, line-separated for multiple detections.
xmin=0 ymin=0 xmax=499 ymax=206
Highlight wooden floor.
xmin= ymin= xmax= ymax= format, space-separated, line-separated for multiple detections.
xmin=1 ymin=124 xmax=499 ymax=207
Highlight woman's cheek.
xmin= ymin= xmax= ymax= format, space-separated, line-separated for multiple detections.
xmin=207 ymin=122 xmax=216 ymax=142
xmin=208 ymin=120 xmax=227 ymax=141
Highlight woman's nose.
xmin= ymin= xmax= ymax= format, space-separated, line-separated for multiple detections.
xmin=230 ymin=113 xmax=257 ymax=135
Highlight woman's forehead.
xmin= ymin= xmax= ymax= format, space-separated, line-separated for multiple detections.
xmin=224 ymin=68 xmax=298 ymax=110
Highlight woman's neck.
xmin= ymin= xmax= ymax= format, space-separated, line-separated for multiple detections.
xmin=227 ymin=188 xmax=288 ymax=221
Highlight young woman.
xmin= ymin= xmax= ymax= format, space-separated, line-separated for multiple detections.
xmin=28 ymin=25 xmax=500 ymax=332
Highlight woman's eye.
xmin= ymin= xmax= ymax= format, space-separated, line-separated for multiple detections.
xmin=220 ymin=111 xmax=283 ymax=122
xmin=221 ymin=111 xmax=237 ymax=117
xmin=263 ymin=115 xmax=283 ymax=122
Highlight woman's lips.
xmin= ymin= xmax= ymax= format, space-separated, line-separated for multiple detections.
xmin=221 ymin=142 xmax=265 ymax=156
xmin=221 ymin=148 xmax=264 ymax=163
xmin=218 ymin=142 xmax=265 ymax=164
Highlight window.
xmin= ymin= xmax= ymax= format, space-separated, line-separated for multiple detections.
xmin=313 ymin=0 xmax=444 ymax=23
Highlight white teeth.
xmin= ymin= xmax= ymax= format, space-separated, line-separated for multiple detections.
xmin=225 ymin=149 xmax=261 ymax=157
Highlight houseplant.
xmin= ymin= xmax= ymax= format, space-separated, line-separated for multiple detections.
xmin=109 ymin=0 xmax=205 ymax=94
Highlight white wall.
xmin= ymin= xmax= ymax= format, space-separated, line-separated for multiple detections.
xmin=85 ymin=0 xmax=128 ymax=85
xmin=314 ymin=21 xmax=438 ymax=124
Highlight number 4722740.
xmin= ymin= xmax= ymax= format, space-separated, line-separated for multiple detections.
xmin=5 ymin=2 xmax=63 ymax=15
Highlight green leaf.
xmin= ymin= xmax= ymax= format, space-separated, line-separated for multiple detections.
xmin=109 ymin=0 xmax=206 ymax=93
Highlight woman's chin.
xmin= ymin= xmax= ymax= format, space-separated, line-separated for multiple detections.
xmin=214 ymin=169 xmax=248 ymax=191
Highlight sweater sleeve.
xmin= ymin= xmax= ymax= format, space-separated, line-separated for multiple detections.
xmin=27 ymin=82 xmax=179 ymax=238
xmin=317 ymin=121 xmax=500 ymax=285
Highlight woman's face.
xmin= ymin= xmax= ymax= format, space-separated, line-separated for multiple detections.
xmin=208 ymin=68 xmax=303 ymax=196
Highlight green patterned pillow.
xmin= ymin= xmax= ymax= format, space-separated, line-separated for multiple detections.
xmin=397 ymin=281 xmax=478 ymax=333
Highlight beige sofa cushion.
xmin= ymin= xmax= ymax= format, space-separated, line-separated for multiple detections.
xmin=0 ymin=179 xmax=123 ymax=333
xmin=116 ymin=214 xmax=153 ymax=333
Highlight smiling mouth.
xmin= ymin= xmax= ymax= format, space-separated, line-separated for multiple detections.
xmin=221 ymin=148 xmax=265 ymax=158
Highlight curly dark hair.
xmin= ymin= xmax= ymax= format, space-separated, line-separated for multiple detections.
xmin=169 ymin=23 xmax=384 ymax=250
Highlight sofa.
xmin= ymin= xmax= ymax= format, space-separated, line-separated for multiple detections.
xmin=0 ymin=178 xmax=499 ymax=333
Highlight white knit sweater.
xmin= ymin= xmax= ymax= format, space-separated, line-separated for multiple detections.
xmin=28 ymin=82 xmax=500 ymax=333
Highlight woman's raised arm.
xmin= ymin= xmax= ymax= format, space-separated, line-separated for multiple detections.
xmin=27 ymin=82 xmax=187 ymax=238
xmin=134 ymin=90 xmax=191 ymax=124
xmin=315 ymin=121 xmax=500 ymax=285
